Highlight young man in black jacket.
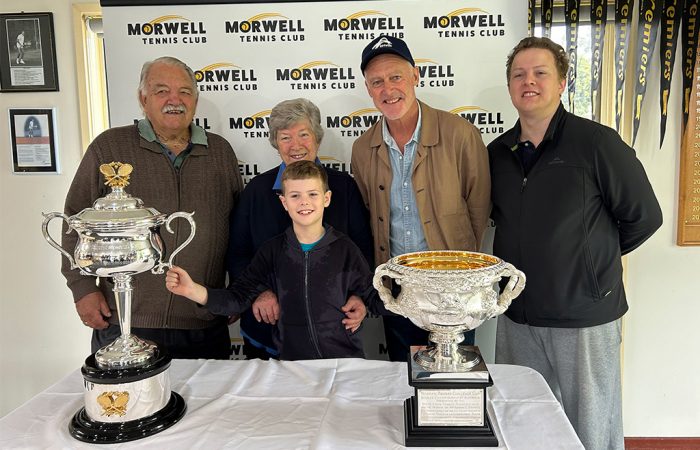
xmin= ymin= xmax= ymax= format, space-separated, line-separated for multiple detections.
xmin=166 ymin=160 xmax=388 ymax=360
xmin=488 ymin=37 xmax=662 ymax=450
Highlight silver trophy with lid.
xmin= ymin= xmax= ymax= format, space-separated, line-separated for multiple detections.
xmin=42 ymin=162 xmax=192 ymax=443
xmin=374 ymin=250 xmax=525 ymax=447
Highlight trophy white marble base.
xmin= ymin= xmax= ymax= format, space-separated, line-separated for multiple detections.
xmin=69 ymin=351 xmax=186 ymax=443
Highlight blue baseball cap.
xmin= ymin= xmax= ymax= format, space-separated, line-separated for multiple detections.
xmin=360 ymin=35 xmax=415 ymax=73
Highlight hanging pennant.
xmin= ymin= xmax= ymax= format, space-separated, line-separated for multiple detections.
xmin=565 ymin=0 xmax=581 ymax=114
xmin=614 ymin=0 xmax=635 ymax=132
xmin=591 ymin=0 xmax=608 ymax=122
xmin=529 ymin=0 xmax=536 ymax=36
xmin=659 ymin=0 xmax=682 ymax=147
xmin=632 ymin=0 xmax=661 ymax=145
xmin=541 ymin=0 xmax=554 ymax=38
xmin=682 ymin=0 xmax=700 ymax=133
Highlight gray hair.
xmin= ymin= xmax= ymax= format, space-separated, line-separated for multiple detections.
xmin=268 ymin=98 xmax=324 ymax=149
xmin=137 ymin=56 xmax=199 ymax=103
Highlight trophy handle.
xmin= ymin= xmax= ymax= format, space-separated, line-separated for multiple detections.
xmin=373 ymin=264 xmax=406 ymax=316
xmin=493 ymin=263 xmax=526 ymax=315
xmin=41 ymin=212 xmax=79 ymax=270
xmin=152 ymin=212 xmax=196 ymax=274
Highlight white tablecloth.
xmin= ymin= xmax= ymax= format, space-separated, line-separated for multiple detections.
xmin=0 ymin=359 xmax=582 ymax=449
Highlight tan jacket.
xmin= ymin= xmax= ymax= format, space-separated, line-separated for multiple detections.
xmin=351 ymin=101 xmax=490 ymax=267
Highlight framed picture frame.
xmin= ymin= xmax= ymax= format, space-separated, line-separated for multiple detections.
xmin=8 ymin=108 xmax=59 ymax=174
xmin=0 ymin=12 xmax=59 ymax=92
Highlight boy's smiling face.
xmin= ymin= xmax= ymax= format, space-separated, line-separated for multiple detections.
xmin=280 ymin=177 xmax=331 ymax=229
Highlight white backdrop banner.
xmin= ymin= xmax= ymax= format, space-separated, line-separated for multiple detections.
xmin=102 ymin=0 xmax=527 ymax=359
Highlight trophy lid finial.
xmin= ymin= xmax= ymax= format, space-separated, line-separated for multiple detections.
xmin=100 ymin=162 xmax=133 ymax=188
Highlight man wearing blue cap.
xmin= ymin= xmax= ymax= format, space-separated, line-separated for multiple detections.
xmin=352 ymin=35 xmax=491 ymax=362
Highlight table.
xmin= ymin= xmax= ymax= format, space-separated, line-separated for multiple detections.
xmin=0 ymin=359 xmax=582 ymax=449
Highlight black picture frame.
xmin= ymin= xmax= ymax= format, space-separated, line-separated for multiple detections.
xmin=0 ymin=12 xmax=59 ymax=92
xmin=9 ymin=108 xmax=59 ymax=173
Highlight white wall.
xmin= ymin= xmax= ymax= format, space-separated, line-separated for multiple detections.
xmin=0 ymin=0 xmax=698 ymax=438
xmin=621 ymin=41 xmax=700 ymax=435
xmin=0 ymin=0 xmax=93 ymax=417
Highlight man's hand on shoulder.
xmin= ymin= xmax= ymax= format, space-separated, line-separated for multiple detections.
xmin=252 ymin=290 xmax=279 ymax=325
xmin=341 ymin=295 xmax=367 ymax=333
xmin=75 ymin=291 xmax=111 ymax=329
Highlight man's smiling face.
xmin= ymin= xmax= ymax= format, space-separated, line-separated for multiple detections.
xmin=507 ymin=48 xmax=565 ymax=121
xmin=364 ymin=54 xmax=419 ymax=122
xmin=139 ymin=62 xmax=197 ymax=136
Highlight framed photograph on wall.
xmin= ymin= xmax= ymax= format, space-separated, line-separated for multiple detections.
xmin=8 ymin=108 xmax=59 ymax=173
xmin=0 ymin=13 xmax=59 ymax=92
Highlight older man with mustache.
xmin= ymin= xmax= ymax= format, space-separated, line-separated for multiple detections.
xmin=61 ymin=56 xmax=243 ymax=360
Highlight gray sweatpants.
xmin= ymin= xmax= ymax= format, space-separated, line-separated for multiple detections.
xmin=495 ymin=315 xmax=623 ymax=450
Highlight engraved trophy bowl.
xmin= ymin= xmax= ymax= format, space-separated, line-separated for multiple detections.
xmin=373 ymin=250 xmax=525 ymax=373
xmin=42 ymin=162 xmax=196 ymax=369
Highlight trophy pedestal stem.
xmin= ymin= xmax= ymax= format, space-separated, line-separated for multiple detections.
xmin=94 ymin=274 xmax=157 ymax=369
xmin=414 ymin=330 xmax=481 ymax=372
xmin=114 ymin=273 xmax=133 ymax=337
xmin=95 ymin=333 xmax=158 ymax=369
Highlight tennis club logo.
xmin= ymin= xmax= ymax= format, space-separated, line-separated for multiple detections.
xmin=450 ymin=106 xmax=505 ymax=136
xmin=229 ymin=109 xmax=271 ymax=135
xmin=237 ymin=159 xmax=262 ymax=185
xmin=275 ymin=61 xmax=356 ymax=90
xmin=415 ymin=58 xmax=455 ymax=88
xmin=326 ymin=108 xmax=382 ymax=138
xmin=319 ymin=156 xmax=350 ymax=174
xmin=225 ymin=13 xmax=305 ymax=43
xmin=127 ymin=15 xmax=207 ymax=45
xmin=323 ymin=10 xmax=405 ymax=41
xmin=194 ymin=63 xmax=258 ymax=92
xmin=424 ymin=8 xmax=505 ymax=38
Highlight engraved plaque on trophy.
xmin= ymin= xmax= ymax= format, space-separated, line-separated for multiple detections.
xmin=42 ymin=162 xmax=194 ymax=443
xmin=374 ymin=250 xmax=526 ymax=447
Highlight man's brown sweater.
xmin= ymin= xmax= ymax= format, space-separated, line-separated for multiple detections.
xmin=62 ymin=124 xmax=243 ymax=329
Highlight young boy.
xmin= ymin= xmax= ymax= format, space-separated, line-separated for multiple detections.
xmin=166 ymin=160 xmax=387 ymax=360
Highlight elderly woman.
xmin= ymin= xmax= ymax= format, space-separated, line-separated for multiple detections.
xmin=228 ymin=98 xmax=374 ymax=360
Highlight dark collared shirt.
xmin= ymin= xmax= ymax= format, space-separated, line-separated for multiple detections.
xmin=514 ymin=140 xmax=539 ymax=176
xmin=508 ymin=105 xmax=568 ymax=176
xmin=138 ymin=119 xmax=208 ymax=170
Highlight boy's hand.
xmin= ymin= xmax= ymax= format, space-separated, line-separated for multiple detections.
xmin=252 ymin=290 xmax=279 ymax=324
xmin=165 ymin=266 xmax=208 ymax=305
xmin=341 ymin=295 xmax=366 ymax=333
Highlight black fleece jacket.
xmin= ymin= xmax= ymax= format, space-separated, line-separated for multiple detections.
xmin=207 ymin=226 xmax=388 ymax=360
xmin=488 ymin=104 xmax=662 ymax=327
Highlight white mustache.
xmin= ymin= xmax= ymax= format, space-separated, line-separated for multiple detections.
xmin=162 ymin=104 xmax=186 ymax=113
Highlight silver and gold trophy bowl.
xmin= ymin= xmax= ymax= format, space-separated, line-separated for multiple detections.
xmin=373 ymin=250 xmax=525 ymax=447
xmin=374 ymin=250 xmax=525 ymax=372
xmin=42 ymin=162 xmax=192 ymax=443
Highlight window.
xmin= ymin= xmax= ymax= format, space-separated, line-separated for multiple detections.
xmin=535 ymin=24 xmax=594 ymax=120
xmin=73 ymin=4 xmax=109 ymax=151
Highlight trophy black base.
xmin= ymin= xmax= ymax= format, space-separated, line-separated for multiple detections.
xmin=404 ymin=396 xmax=498 ymax=447
xmin=69 ymin=349 xmax=186 ymax=443
xmin=69 ymin=391 xmax=186 ymax=444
